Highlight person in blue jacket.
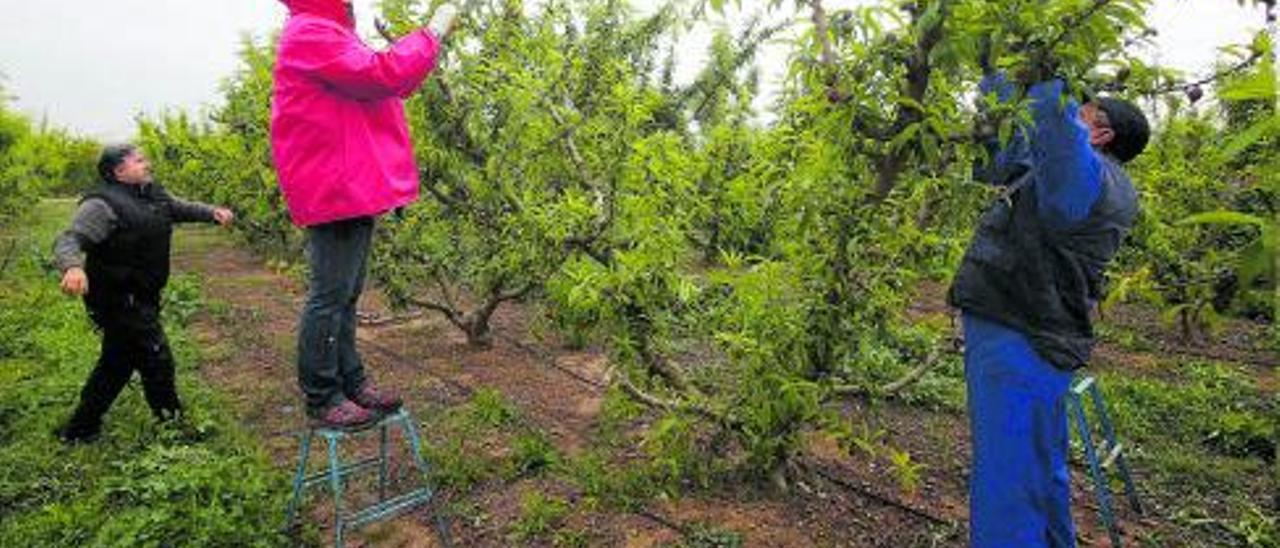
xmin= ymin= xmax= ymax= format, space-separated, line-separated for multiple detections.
xmin=948 ymin=72 xmax=1150 ymax=547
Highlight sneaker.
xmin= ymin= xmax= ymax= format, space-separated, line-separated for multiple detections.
xmin=55 ymin=422 xmax=101 ymax=445
xmin=308 ymin=399 xmax=378 ymax=430
xmin=349 ymin=384 xmax=403 ymax=414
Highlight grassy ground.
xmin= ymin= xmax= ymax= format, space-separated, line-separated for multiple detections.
xmin=0 ymin=200 xmax=291 ymax=547
xmin=1 ymin=200 xmax=1273 ymax=546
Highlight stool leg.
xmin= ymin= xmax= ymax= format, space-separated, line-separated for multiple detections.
xmin=1088 ymin=383 xmax=1143 ymax=516
xmin=284 ymin=430 xmax=313 ymax=530
xmin=379 ymin=422 xmax=390 ymax=501
xmin=398 ymin=411 xmax=430 ymax=475
xmin=1071 ymin=392 xmax=1122 ymax=548
xmin=326 ymin=435 xmax=347 ymax=548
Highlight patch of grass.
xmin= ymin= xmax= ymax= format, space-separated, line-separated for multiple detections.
xmin=595 ymin=384 xmax=646 ymax=444
xmin=0 ymin=200 xmax=289 ymax=546
xmin=563 ymin=450 xmax=661 ymax=512
xmin=1095 ymin=359 xmax=1275 ymax=546
xmin=510 ymin=490 xmax=570 ymax=542
xmin=673 ymin=522 xmax=744 ymax=548
xmin=553 ymin=526 xmax=592 ymax=547
xmin=420 ymin=388 xmax=561 ymax=491
xmin=1101 ymin=361 xmax=1274 ymax=461
xmin=1096 ymin=322 xmax=1156 ymax=353
xmin=447 ymin=498 xmax=491 ymax=529
xmin=508 ymin=431 xmax=560 ymax=479
xmin=467 ymin=387 xmax=520 ymax=429
xmin=423 ymin=436 xmax=499 ymax=491
xmin=162 ymin=273 xmax=204 ymax=327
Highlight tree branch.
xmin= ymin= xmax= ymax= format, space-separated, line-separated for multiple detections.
xmin=831 ymin=347 xmax=944 ymax=398
xmin=407 ymin=295 xmax=467 ymax=332
xmin=869 ymin=0 xmax=952 ymax=203
xmin=606 ymin=364 xmax=737 ymax=428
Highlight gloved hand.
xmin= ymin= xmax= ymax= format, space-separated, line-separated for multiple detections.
xmin=1015 ymin=40 xmax=1060 ymax=86
xmin=428 ymin=3 xmax=459 ymax=38
xmin=977 ymin=36 xmax=993 ymax=76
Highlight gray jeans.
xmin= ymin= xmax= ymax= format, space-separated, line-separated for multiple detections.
xmin=297 ymin=216 xmax=373 ymax=412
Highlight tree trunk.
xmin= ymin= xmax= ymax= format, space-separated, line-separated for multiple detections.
xmin=464 ymin=314 xmax=493 ymax=349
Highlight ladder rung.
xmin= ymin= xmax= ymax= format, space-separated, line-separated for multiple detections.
xmin=302 ymin=456 xmax=382 ymax=487
xmin=1100 ymin=443 xmax=1123 ymax=469
xmin=344 ymin=488 xmax=434 ymax=529
xmin=1072 ymin=376 xmax=1096 ymax=395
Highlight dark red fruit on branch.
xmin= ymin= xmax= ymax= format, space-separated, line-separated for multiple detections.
xmin=827 ymin=88 xmax=846 ymax=103
xmin=1186 ymin=84 xmax=1204 ymax=104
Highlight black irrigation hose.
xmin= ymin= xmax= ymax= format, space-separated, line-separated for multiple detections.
xmin=356 ymin=311 xmax=607 ymax=391
xmin=492 ymin=331 xmax=608 ymax=392
xmin=356 ymin=335 xmax=477 ymax=399
xmin=801 ymin=460 xmax=958 ymax=529
xmin=354 ymin=315 xmax=966 ymax=531
xmin=633 ymin=508 xmax=692 ymax=536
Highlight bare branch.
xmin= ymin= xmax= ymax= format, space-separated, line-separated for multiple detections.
xmin=406 ymin=295 xmax=467 ymax=331
xmin=831 ymin=347 xmax=944 ymax=398
xmin=809 ymin=0 xmax=836 ymax=72
xmin=605 ymin=365 xmax=737 ymax=427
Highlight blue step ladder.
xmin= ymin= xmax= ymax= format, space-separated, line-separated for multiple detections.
xmin=1068 ymin=376 xmax=1142 ymax=548
xmin=284 ymin=408 xmax=438 ymax=547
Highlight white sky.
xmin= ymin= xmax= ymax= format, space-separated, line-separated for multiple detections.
xmin=0 ymin=0 xmax=1267 ymax=140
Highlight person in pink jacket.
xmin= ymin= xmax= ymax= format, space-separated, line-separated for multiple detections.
xmin=271 ymin=0 xmax=457 ymax=428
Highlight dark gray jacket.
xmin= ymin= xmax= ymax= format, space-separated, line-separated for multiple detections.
xmin=53 ymin=184 xmax=215 ymax=273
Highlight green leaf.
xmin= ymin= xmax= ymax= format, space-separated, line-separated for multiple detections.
xmin=1236 ymin=235 xmax=1274 ymax=287
xmin=1219 ymin=61 xmax=1276 ymax=101
xmin=1178 ymin=211 xmax=1265 ymax=228
xmin=1220 ymin=115 xmax=1280 ymax=162
xmin=888 ymin=123 xmax=921 ymax=152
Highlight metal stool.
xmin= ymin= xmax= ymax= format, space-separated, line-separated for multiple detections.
xmin=284 ymin=408 xmax=435 ymax=547
xmin=1068 ymin=376 xmax=1142 ymax=548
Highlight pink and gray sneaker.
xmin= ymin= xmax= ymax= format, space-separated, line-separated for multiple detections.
xmin=350 ymin=384 xmax=403 ymax=414
xmin=309 ymin=399 xmax=377 ymax=430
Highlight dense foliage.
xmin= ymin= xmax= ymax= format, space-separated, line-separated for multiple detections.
xmin=0 ymin=88 xmax=98 ymax=224
xmin=134 ymin=0 xmax=1275 ymax=504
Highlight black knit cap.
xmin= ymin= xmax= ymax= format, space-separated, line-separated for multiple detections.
xmin=1095 ymin=97 xmax=1150 ymax=163
xmin=96 ymin=143 xmax=138 ymax=183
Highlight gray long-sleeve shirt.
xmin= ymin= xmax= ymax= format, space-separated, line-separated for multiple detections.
xmin=53 ymin=185 xmax=218 ymax=272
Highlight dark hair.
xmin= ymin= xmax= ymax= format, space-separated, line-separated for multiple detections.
xmin=1095 ymin=97 xmax=1150 ymax=163
xmin=96 ymin=143 xmax=138 ymax=183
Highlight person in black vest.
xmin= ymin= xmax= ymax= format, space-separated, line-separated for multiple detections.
xmin=948 ymin=74 xmax=1149 ymax=547
xmin=52 ymin=143 xmax=234 ymax=443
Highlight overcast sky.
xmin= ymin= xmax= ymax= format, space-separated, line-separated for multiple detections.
xmin=0 ymin=0 xmax=1267 ymax=140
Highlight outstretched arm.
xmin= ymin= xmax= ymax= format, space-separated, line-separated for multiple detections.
xmin=284 ymin=19 xmax=441 ymax=101
xmin=158 ymin=187 xmax=233 ymax=227
xmin=1028 ymin=79 xmax=1103 ymax=228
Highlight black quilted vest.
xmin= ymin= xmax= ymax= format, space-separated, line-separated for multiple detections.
xmin=949 ymin=157 xmax=1138 ymax=370
xmin=82 ymin=182 xmax=175 ymax=310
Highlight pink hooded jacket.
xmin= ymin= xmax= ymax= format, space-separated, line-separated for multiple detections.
xmin=271 ymin=0 xmax=441 ymax=227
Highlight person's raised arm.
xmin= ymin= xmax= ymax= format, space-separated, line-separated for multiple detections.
xmin=285 ymin=20 xmax=441 ymax=101
xmin=1028 ymin=79 xmax=1103 ymax=228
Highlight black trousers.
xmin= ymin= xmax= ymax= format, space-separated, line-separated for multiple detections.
xmin=65 ymin=295 xmax=181 ymax=431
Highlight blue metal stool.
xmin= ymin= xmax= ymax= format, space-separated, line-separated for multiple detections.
xmin=284 ymin=408 xmax=435 ymax=547
xmin=1068 ymin=376 xmax=1142 ymax=548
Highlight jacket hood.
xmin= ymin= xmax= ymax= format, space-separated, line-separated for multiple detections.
xmin=280 ymin=0 xmax=353 ymax=27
